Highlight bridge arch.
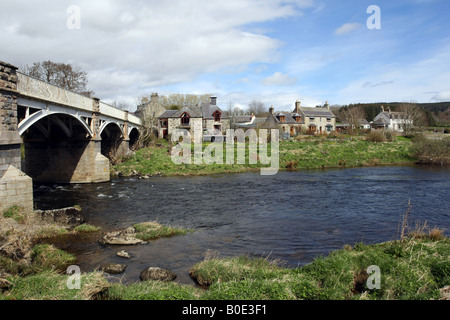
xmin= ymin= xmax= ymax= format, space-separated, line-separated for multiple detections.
xmin=18 ymin=110 xmax=93 ymax=138
xmin=99 ymin=120 xmax=125 ymax=138
xmin=129 ymin=127 xmax=140 ymax=150
xmin=20 ymin=112 xmax=106 ymax=183
xmin=100 ymin=121 xmax=126 ymax=159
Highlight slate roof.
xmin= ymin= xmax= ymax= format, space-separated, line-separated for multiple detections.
xmin=274 ymin=111 xmax=304 ymax=124
xmin=234 ymin=115 xmax=253 ymax=123
xmin=158 ymin=102 xmax=229 ymax=120
xmin=157 ymin=110 xmax=178 ymax=119
xmin=200 ymin=102 xmax=229 ymax=119
xmin=168 ymin=106 xmax=203 ymax=118
xmin=299 ymin=107 xmax=335 ymax=118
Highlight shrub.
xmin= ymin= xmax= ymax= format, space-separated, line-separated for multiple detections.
xmin=365 ymin=130 xmax=386 ymax=143
xmin=412 ymin=135 xmax=450 ymax=165
xmin=286 ymin=160 xmax=298 ymax=171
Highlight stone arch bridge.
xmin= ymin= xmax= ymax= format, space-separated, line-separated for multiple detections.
xmin=0 ymin=61 xmax=141 ymax=212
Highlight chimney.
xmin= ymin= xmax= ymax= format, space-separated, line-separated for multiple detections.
xmin=150 ymin=92 xmax=158 ymax=102
xmin=381 ymin=105 xmax=384 ymax=112
xmin=269 ymin=106 xmax=274 ymax=114
xmin=295 ymin=100 xmax=301 ymax=113
xmin=210 ymin=96 xmax=217 ymax=105
xmin=324 ymin=101 xmax=329 ymax=109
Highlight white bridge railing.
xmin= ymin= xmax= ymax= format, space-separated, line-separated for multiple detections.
xmin=17 ymin=72 xmax=141 ymax=126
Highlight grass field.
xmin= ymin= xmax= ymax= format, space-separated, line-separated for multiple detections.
xmin=112 ymin=135 xmax=415 ymax=177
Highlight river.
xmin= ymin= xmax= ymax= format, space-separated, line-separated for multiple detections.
xmin=33 ymin=166 xmax=450 ymax=285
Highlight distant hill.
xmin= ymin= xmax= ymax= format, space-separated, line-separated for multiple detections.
xmin=336 ymin=101 xmax=450 ymax=126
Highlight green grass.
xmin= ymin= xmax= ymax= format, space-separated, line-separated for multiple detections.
xmin=279 ymin=137 xmax=414 ymax=170
xmin=31 ymin=244 xmax=76 ymax=272
xmin=1 ymin=270 xmax=108 ymax=300
xmin=105 ymin=281 xmax=202 ymax=300
xmin=3 ymin=205 xmax=27 ymax=224
xmin=113 ymin=136 xmax=415 ymax=177
xmin=73 ymin=224 xmax=101 ymax=233
xmin=189 ymin=237 xmax=449 ymax=300
xmin=2 ymin=236 xmax=448 ymax=300
xmin=133 ymin=221 xmax=191 ymax=241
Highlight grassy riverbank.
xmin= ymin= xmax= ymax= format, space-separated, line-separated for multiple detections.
xmin=1 ymin=228 xmax=448 ymax=300
xmin=112 ymin=135 xmax=416 ymax=177
xmin=1 ymin=206 xmax=448 ymax=300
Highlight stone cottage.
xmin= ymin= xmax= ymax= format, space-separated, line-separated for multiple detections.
xmin=157 ymin=96 xmax=229 ymax=139
xmin=260 ymin=100 xmax=336 ymax=136
xmin=263 ymin=106 xmax=304 ymax=137
xmin=295 ymin=101 xmax=336 ymax=135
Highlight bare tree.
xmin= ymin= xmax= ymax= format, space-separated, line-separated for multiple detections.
xmin=20 ymin=61 xmax=94 ymax=97
xmin=112 ymin=100 xmax=132 ymax=111
xmin=397 ymin=103 xmax=426 ymax=137
xmin=246 ymin=100 xmax=267 ymax=116
xmin=158 ymin=93 xmax=211 ymax=110
xmin=339 ymin=106 xmax=366 ymax=134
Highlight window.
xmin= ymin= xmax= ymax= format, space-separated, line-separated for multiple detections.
xmin=278 ymin=115 xmax=286 ymax=122
xmin=213 ymin=111 xmax=221 ymax=122
xmin=295 ymin=116 xmax=301 ymax=123
xmin=181 ymin=113 xmax=190 ymax=125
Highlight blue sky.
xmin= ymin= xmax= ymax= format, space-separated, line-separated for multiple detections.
xmin=1 ymin=0 xmax=449 ymax=111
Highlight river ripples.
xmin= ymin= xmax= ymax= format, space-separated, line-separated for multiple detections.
xmin=33 ymin=166 xmax=450 ymax=284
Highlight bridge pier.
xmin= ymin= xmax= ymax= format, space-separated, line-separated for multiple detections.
xmin=0 ymin=61 xmax=33 ymax=213
xmin=24 ymin=138 xmax=110 ymax=184
xmin=1 ymin=59 xmax=141 ymax=211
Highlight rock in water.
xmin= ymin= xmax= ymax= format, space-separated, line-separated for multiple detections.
xmin=116 ymin=250 xmax=130 ymax=258
xmin=140 ymin=267 xmax=177 ymax=282
xmin=99 ymin=227 xmax=144 ymax=245
xmin=102 ymin=263 xmax=127 ymax=274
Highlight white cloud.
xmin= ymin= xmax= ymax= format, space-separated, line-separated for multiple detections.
xmin=0 ymin=0 xmax=314 ymax=103
xmin=432 ymin=91 xmax=450 ymax=102
xmin=334 ymin=44 xmax=450 ymax=104
xmin=262 ymin=72 xmax=298 ymax=86
xmin=334 ymin=23 xmax=362 ymax=35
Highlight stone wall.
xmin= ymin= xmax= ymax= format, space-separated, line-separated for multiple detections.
xmin=0 ymin=144 xmax=21 ymax=175
xmin=0 ymin=165 xmax=33 ymax=213
xmin=0 ymin=61 xmax=22 ymax=178
xmin=0 ymin=61 xmax=34 ymax=213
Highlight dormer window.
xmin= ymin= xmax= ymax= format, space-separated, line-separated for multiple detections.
xmin=213 ymin=110 xmax=221 ymax=122
xmin=277 ymin=114 xmax=286 ymax=122
xmin=295 ymin=116 xmax=301 ymax=123
xmin=181 ymin=112 xmax=190 ymax=125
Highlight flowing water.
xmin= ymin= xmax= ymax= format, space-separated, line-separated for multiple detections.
xmin=33 ymin=166 xmax=450 ymax=285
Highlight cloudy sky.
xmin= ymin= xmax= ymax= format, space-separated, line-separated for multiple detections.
xmin=1 ymin=0 xmax=449 ymax=111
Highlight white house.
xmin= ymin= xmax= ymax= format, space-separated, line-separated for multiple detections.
xmin=371 ymin=107 xmax=413 ymax=132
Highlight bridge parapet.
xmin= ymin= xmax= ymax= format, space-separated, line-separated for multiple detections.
xmin=17 ymin=73 xmax=141 ymax=126
xmin=17 ymin=72 xmax=93 ymax=112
